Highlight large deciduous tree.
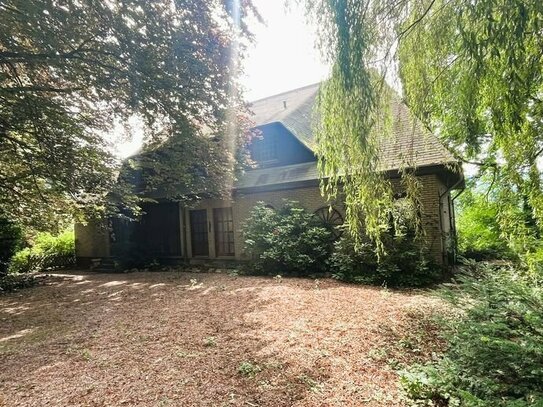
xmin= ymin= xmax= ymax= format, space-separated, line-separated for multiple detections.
xmin=0 ymin=0 xmax=255 ymax=231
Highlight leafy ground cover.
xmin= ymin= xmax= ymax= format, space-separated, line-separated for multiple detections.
xmin=0 ymin=271 xmax=444 ymax=406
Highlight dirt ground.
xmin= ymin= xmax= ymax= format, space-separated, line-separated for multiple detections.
xmin=0 ymin=271 xmax=443 ymax=407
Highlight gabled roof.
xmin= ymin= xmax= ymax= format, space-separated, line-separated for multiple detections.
xmin=250 ymin=83 xmax=319 ymax=148
xmin=248 ymin=82 xmax=457 ymax=172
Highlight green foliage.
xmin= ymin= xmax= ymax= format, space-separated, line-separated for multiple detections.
xmin=304 ymin=0 xmax=396 ymax=253
xmin=243 ymin=201 xmax=333 ymax=275
xmin=303 ymin=0 xmax=543 ymax=263
xmin=329 ymin=197 xmax=441 ymax=287
xmin=302 ymin=0 xmax=430 ymax=254
xmin=0 ymin=0 xmax=256 ymax=229
xmin=401 ymin=265 xmax=543 ymax=406
xmin=0 ymin=216 xmax=22 ymax=275
xmin=521 ymin=245 xmax=543 ymax=278
xmin=329 ymin=231 xmax=441 ymax=288
xmin=9 ymin=229 xmax=75 ymax=274
xmin=0 ymin=273 xmax=37 ymax=293
xmin=457 ymin=189 xmax=515 ymax=261
xmin=398 ymin=0 xmax=543 ymax=261
xmin=238 ymin=361 xmax=261 ymax=378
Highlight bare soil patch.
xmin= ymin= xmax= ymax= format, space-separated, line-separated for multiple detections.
xmin=0 ymin=271 xmax=443 ymax=406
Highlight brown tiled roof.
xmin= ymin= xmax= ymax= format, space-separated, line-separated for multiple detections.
xmin=248 ymin=82 xmax=457 ymax=172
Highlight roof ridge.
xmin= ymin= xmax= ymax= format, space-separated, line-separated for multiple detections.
xmin=249 ymin=82 xmax=321 ymax=104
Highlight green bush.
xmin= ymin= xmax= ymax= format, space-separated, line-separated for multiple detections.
xmin=0 ymin=273 xmax=37 ymax=293
xmin=457 ymin=191 xmax=514 ymax=261
xmin=243 ymin=201 xmax=333 ymax=275
xmin=9 ymin=229 xmax=75 ymax=274
xmin=0 ymin=216 xmax=23 ymax=276
xmin=401 ymin=265 xmax=543 ymax=406
xmin=329 ymin=232 xmax=442 ymax=288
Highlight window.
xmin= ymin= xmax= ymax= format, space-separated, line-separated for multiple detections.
xmin=190 ymin=209 xmax=209 ymax=256
xmin=214 ymin=207 xmax=235 ymax=256
xmin=253 ymin=137 xmax=278 ymax=162
xmin=314 ymin=206 xmax=344 ymax=239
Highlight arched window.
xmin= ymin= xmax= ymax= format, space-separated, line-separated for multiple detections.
xmin=314 ymin=206 xmax=344 ymax=239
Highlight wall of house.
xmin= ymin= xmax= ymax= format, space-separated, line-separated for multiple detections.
xmin=189 ymin=175 xmax=449 ymax=264
xmin=389 ymin=173 xmax=453 ymax=265
xmin=414 ymin=174 xmax=445 ymax=264
xmin=75 ymin=221 xmax=111 ymax=265
xmin=74 ymin=174 xmax=454 ymax=266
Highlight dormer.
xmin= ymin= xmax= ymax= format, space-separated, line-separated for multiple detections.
xmin=247 ymin=122 xmax=316 ymax=168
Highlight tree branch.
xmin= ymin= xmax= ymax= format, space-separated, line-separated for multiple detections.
xmin=398 ymin=0 xmax=437 ymax=39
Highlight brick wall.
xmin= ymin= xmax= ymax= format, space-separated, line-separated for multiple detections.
xmin=231 ymin=176 xmax=449 ymax=264
xmin=413 ymin=174 xmax=444 ymax=263
xmin=74 ymin=174 xmax=452 ymax=265
xmin=75 ymin=220 xmax=110 ymax=260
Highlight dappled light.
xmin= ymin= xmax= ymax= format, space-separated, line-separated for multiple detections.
xmin=0 ymin=328 xmax=35 ymax=343
xmin=99 ymin=280 xmax=128 ymax=288
xmin=0 ymin=271 xmax=442 ymax=406
xmin=2 ymin=304 xmax=31 ymax=316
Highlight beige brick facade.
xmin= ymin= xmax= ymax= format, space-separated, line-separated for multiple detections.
xmin=76 ymin=174 xmax=454 ymax=266
xmin=75 ymin=221 xmax=110 ymax=259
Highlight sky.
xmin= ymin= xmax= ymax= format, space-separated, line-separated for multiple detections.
xmin=241 ymin=0 xmax=329 ymax=101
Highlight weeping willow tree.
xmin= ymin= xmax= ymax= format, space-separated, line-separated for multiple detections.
xmin=303 ymin=0 xmax=543 ymax=259
xmin=399 ymin=0 xmax=543 ymax=260
xmin=302 ymin=0 xmax=423 ymax=253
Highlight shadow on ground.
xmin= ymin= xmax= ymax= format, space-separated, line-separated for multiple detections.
xmin=0 ymin=271 xmax=442 ymax=406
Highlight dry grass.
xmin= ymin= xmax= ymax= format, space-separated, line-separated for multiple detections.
xmin=0 ymin=271 xmax=445 ymax=406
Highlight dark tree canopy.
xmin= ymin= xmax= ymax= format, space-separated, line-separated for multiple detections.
xmin=0 ymin=0 xmax=255 ymax=230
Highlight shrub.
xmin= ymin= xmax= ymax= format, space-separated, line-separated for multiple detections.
xmin=329 ymin=197 xmax=442 ymax=287
xmin=0 ymin=273 xmax=37 ymax=293
xmin=9 ymin=229 xmax=75 ymax=274
xmin=0 ymin=216 xmax=23 ymax=276
xmin=401 ymin=264 xmax=543 ymax=406
xmin=457 ymin=191 xmax=514 ymax=261
xmin=243 ymin=201 xmax=333 ymax=275
xmin=329 ymin=232 xmax=442 ymax=287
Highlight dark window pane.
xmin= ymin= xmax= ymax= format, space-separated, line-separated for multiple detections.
xmin=214 ymin=207 xmax=235 ymax=256
xmin=190 ymin=210 xmax=209 ymax=256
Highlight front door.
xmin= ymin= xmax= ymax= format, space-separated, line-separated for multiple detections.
xmin=190 ymin=209 xmax=209 ymax=256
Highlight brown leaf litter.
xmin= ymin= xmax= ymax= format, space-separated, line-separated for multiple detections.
xmin=0 ymin=271 xmax=447 ymax=406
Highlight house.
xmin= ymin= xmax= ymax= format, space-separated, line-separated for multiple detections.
xmin=75 ymin=83 xmax=464 ymax=267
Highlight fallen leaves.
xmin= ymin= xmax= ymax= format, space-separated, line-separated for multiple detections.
xmin=0 ymin=271 xmax=444 ymax=406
